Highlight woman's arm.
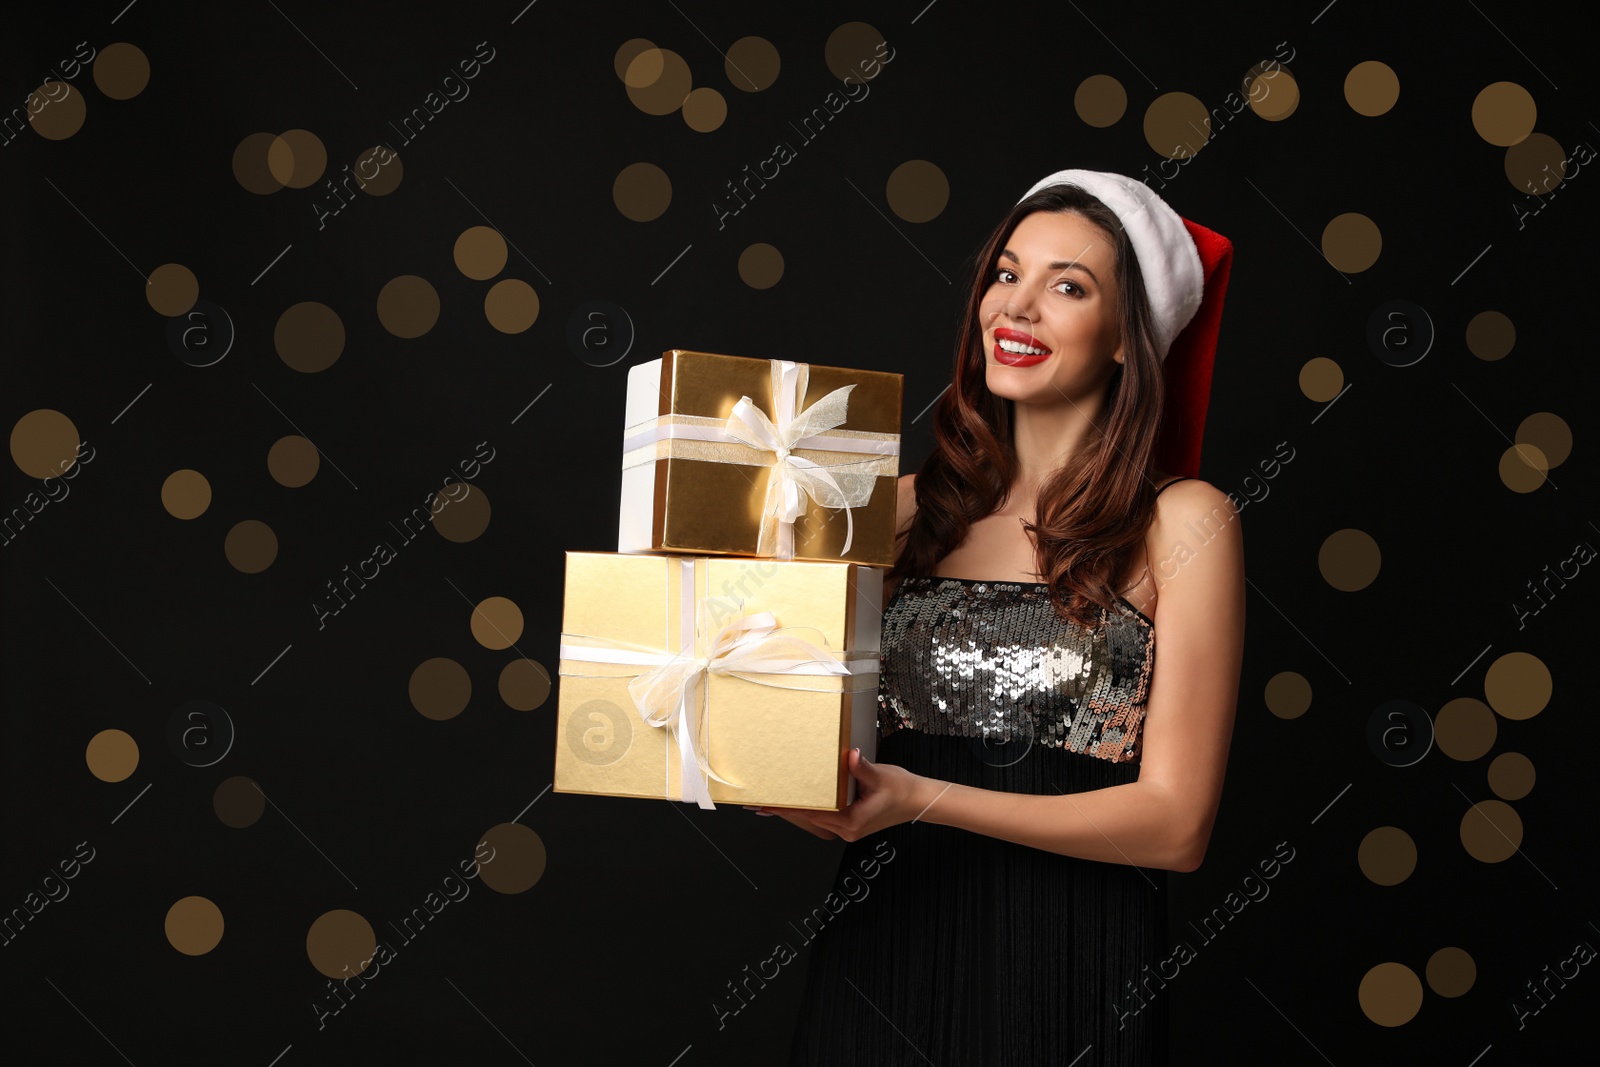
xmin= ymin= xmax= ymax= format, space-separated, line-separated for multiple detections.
xmin=765 ymin=480 xmax=1245 ymax=874
xmin=1129 ymin=479 xmax=1246 ymax=870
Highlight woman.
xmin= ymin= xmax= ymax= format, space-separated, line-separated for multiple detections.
xmin=767 ymin=170 xmax=1245 ymax=1065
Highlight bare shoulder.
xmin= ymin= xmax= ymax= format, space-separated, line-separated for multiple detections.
xmin=1151 ymin=477 xmax=1239 ymax=537
xmin=1144 ymin=477 xmax=1244 ymax=609
xmin=895 ymin=472 xmax=917 ymax=535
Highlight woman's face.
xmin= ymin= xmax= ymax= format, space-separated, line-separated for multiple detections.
xmin=979 ymin=209 xmax=1123 ymax=407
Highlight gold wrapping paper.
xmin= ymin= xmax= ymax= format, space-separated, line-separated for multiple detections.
xmin=554 ymin=551 xmax=882 ymax=810
xmin=621 ymin=350 xmax=903 ymax=565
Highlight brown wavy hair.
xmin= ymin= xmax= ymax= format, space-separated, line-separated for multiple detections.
xmin=889 ymin=183 xmax=1174 ymax=628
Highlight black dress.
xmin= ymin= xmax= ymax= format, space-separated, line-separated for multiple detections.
xmin=787 ymin=498 xmax=1184 ymax=1065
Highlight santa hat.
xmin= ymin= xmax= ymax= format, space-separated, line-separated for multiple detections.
xmin=1017 ymin=170 xmax=1233 ymax=480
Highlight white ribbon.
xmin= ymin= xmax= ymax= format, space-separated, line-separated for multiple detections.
xmin=632 ymin=611 xmax=841 ymax=808
xmin=620 ymin=420 xmax=900 ymax=458
xmin=721 ymin=360 xmax=882 ymax=560
xmin=557 ymin=560 xmax=875 ymax=809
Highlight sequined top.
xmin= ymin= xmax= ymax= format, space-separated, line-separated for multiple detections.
xmin=877 ymin=576 xmax=1156 ymax=763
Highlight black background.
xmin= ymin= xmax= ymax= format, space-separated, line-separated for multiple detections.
xmin=3 ymin=1 xmax=1596 ymax=1063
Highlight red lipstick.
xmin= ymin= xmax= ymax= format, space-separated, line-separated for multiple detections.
xmin=992 ymin=327 xmax=1051 ymax=367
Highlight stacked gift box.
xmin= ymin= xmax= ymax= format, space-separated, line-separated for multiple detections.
xmin=554 ymin=350 xmax=903 ymax=810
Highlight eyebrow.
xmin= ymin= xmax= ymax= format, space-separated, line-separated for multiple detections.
xmin=998 ymin=248 xmax=1099 ymax=284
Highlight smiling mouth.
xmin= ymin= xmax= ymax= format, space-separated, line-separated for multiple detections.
xmin=992 ymin=327 xmax=1051 ymax=366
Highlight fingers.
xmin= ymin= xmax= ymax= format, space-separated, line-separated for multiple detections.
xmin=761 ymin=807 xmax=839 ymax=840
xmin=847 ymin=748 xmax=875 ymax=785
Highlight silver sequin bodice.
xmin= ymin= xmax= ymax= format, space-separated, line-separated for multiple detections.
xmin=877 ymin=576 xmax=1155 ymax=763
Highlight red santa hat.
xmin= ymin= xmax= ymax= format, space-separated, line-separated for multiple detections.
xmin=1018 ymin=170 xmax=1233 ymax=480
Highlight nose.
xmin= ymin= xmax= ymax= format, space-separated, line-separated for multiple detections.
xmin=993 ymin=275 xmax=1041 ymax=327
xmin=997 ymin=293 xmax=1037 ymax=330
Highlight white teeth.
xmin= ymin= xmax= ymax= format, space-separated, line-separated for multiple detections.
xmin=997 ymin=338 xmax=1047 ymax=355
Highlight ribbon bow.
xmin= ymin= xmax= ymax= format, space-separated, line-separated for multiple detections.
xmin=722 ymin=360 xmax=880 ymax=559
xmin=622 ymin=605 xmax=851 ymax=809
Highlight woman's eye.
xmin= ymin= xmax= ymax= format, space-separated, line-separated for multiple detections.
xmin=1053 ymin=280 xmax=1083 ymax=297
xmin=995 ymin=267 xmax=1016 ymax=283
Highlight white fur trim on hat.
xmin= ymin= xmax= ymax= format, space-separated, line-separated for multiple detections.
xmin=1017 ymin=169 xmax=1204 ymax=360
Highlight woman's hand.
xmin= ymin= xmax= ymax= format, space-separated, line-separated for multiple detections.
xmin=752 ymin=748 xmax=937 ymax=842
xmin=752 ymin=806 xmax=839 ymax=839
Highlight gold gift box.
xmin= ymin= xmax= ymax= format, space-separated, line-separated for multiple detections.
xmin=554 ymin=550 xmax=882 ymax=810
xmin=618 ymin=350 xmax=903 ymax=566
